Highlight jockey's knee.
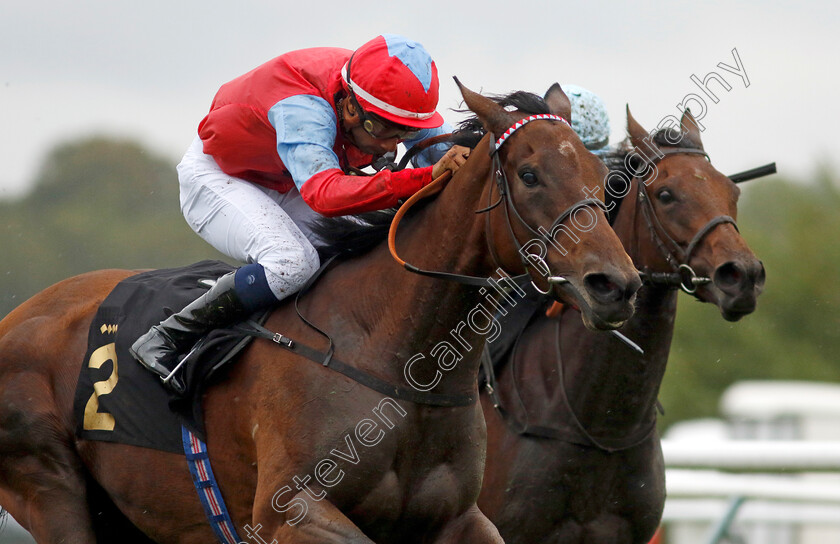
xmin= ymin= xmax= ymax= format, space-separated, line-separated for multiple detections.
xmin=262 ymin=242 xmax=320 ymax=301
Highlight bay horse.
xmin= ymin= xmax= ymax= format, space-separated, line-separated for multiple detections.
xmin=477 ymin=108 xmax=766 ymax=543
xmin=0 ymin=82 xmax=641 ymax=543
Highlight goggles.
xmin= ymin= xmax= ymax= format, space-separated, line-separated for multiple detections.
xmin=355 ymin=102 xmax=422 ymax=140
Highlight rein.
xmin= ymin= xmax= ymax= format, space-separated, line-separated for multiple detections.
xmin=386 ymin=172 xmax=515 ymax=287
xmin=636 ymin=148 xmax=738 ymax=294
xmin=482 ymin=151 xmax=774 ymax=446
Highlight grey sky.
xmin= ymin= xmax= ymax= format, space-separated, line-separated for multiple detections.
xmin=2 ymin=0 xmax=837 ymax=198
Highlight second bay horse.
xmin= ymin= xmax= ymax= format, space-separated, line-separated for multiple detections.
xmin=478 ymin=108 xmax=765 ymax=543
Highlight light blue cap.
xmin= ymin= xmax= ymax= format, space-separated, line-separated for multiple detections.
xmin=563 ymin=84 xmax=610 ymax=151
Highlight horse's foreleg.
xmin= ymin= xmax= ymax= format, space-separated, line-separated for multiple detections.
xmin=0 ymin=366 xmax=99 ymax=544
xmin=432 ymin=504 xmax=505 ymax=544
xmin=0 ymin=435 xmax=98 ymax=543
xmin=254 ymin=490 xmax=375 ymax=544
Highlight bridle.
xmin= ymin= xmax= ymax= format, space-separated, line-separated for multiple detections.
xmin=389 ymin=113 xmax=606 ymax=298
xmin=485 ymin=118 xmax=608 ymax=297
xmin=635 ymin=147 xmax=739 ymax=295
xmin=479 ymin=147 xmax=739 ymax=448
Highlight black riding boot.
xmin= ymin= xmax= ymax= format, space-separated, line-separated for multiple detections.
xmin=129 ymin=271 xmax=249 ymax=394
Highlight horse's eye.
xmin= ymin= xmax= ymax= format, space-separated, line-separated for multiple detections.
xmin=657 ymin=188 xmax=676 ymax=204
xmin=520 ymin=171 xmax=538 ymax=187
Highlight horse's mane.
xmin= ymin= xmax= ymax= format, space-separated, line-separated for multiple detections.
xmin=311 ymin=90 xmax=550 ymax=261
xmin=309 ymin=209 xmax=399 ymax=261
xmin=601 ymin=127 xmax=699 ymax=223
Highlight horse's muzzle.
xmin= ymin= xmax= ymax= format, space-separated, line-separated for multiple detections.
xmin=713 ymin=258 xmax=766 ymax=321
xmin=578 ymin=268 xmax=642 ymax=329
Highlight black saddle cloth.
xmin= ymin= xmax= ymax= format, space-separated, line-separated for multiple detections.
xmin=73 ymin=260 xmax=263 ymax=453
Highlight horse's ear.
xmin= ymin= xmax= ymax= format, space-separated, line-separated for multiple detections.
xmin=679 ymin=109 xmax=705 ymax=150
xmin=454 ymin=76 xmax=515 ymax=137
xmin=544 ymin=83 xmax=572 ymax=120
xmin=626 ymin=105 xmax=651 ymax=150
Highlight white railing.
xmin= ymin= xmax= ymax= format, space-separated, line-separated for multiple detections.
xmin=662 ymin=440 xmax=840 ymax=472
xmin=660 ymin=439 xmax=840 ymax=544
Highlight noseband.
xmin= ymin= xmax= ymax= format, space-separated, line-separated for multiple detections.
xmin=636 ymin=148 xmax=738 ymax=294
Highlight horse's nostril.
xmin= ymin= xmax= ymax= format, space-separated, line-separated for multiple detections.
xmin=714 ymin=262 xmax=743 ymax=288
xmin=585 ymin=273 xmax=622 ymax=303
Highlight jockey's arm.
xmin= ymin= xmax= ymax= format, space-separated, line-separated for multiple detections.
xmin=271 ymin=95 xmax=465 ymax=217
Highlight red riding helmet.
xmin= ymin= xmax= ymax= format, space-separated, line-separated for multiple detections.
xmin=342 ymin=34 xmax=444 ymax=129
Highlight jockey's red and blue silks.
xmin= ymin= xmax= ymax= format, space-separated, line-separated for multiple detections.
xmin=198 ymin=46 xmax=448 ymax=217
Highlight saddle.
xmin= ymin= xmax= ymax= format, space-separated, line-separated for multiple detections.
xmin=73 ymin=260 xmax=265 ymax=453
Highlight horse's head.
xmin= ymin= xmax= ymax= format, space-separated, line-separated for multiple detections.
xmin=456 ymin=80 xmax=640 ymax=330
xmin=625 ymin=108 xmax=765 ymax=320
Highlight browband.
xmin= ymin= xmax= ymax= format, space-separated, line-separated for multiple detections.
xmin=494 ymin=114 xmax=570 ymax=151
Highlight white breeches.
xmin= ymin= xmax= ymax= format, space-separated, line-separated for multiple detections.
xmin=177 ymin=136 xmax=321 ymax=301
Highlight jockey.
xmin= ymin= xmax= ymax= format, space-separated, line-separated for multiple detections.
xmin=131 ymin=34 xmax=470 ymax=393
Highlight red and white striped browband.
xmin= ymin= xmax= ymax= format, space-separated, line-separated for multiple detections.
xmin=494 ymin=114 xmax=570 ymax=151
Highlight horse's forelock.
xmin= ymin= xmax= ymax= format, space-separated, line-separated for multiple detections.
xmin=651 ymin=127 xmax=699 ymax=150
xmin=494 ymin=91 xmax=551 ymax=116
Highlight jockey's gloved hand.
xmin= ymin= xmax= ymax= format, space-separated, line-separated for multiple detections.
xmin=432 ymin=145 xmax=471 ymax=179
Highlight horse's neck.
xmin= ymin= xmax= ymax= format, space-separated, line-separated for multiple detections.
xmin=551 ymin=183 xmax=679 ymax=433
xmin=322 ymin=153 xmax=499 ymax=397
xmin=546 ymin=288 xmax=675 ymax=436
